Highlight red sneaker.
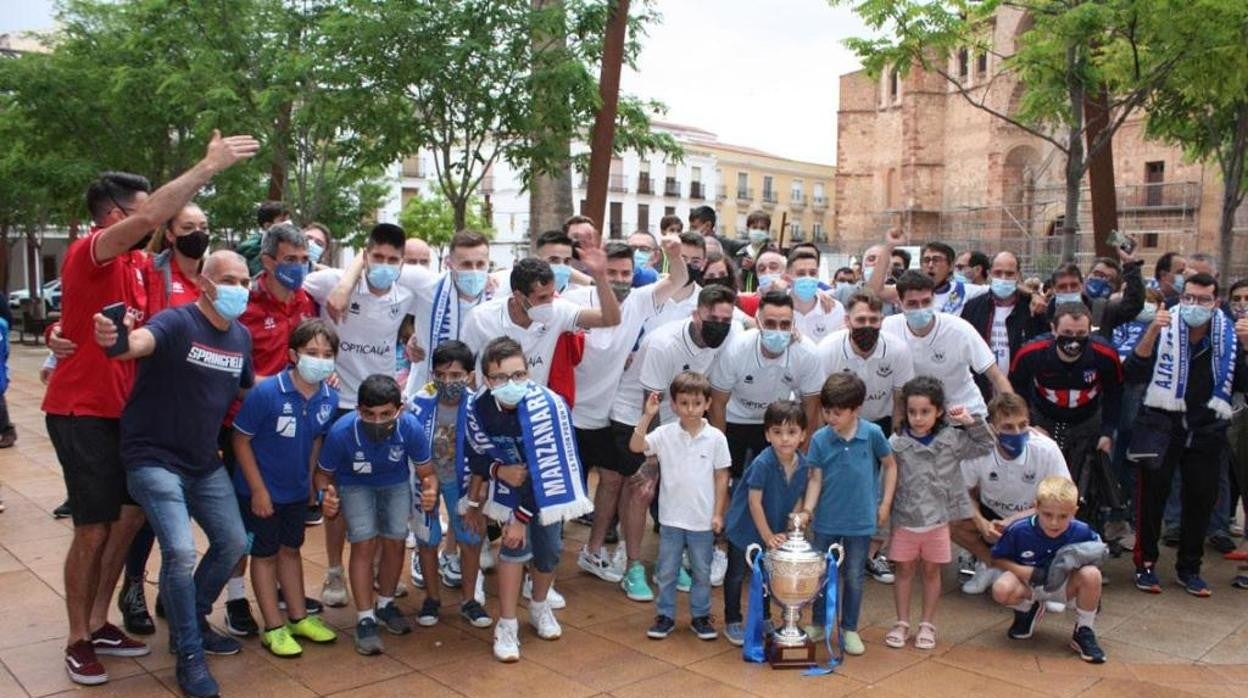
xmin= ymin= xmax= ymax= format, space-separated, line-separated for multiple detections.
xmin=65 ymin=639 xmax=108 ymax=685
xmin=91 ymin=622 xmax=151 ymax=657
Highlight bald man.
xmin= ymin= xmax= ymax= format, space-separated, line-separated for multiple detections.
xmin=93 ymin=250 xmax=255 ymax=696
xmin=404 ymin=238 xmax=433 ymax=268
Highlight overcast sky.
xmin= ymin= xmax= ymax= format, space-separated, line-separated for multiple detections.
xmin=3 ymin=0 xmax=867 ymax=165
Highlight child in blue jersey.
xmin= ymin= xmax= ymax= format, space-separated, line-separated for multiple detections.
xmin=316 ymin=374 xmax=436 ymax=656
xmin=721 ymin=400 xmax=810 ymax=646
xmin=801 ymin=372 xmax=897 ymax=657
xmin=0 ymin=304 xmax=14 ymax=454
xmin=233 ymin=320 xmax=341 ymax=657
xmin=991 ymin=476 xmax=1106 ymax=663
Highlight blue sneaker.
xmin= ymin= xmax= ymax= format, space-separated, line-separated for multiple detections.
xmin=1070 ymin=626 xmax=1106 ymax=664
xmin=676 ymin=567 xmax=692 ymax=593
xmin=175 ymin=652 xmax=220 ymax=698
xmin=724 ymin=622 xmax=744 ymax=646
xmin=622 ymin=561 xmax=654 ymax=602
xmin=1134 ymin=565 xmax=1162 ymax=594
xmin=199 ymin=619 xmax=242 ymax=656
xmin=1176 ymin=572 xmax=1212 ymax=597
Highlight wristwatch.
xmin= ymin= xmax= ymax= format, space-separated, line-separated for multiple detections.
xmin=466 ymin=499 xmax=482 ymax=509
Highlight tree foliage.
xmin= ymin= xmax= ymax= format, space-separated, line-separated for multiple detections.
xmin=397 ymin=190 xmax=493 ymax=250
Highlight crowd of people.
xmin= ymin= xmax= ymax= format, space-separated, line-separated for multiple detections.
xmin=13 ymin=132 xmax=1248 ymax=697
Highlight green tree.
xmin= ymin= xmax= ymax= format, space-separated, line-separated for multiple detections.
xmin=397 ymin=191 xmax=492 ymax=251
xmin=1144 ymin=0 xmax=1248 ymax=273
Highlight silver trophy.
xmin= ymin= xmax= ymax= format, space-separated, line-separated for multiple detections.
xmin=746 ymin=513 xmax=843 ymax=668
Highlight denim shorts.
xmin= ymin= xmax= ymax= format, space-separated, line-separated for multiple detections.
xmin=499 ymin=519 xmax=563 ymax=573
xmin=340 ymin=482 xmax=411 ymax=543
xmin=418 ymin=481 xmax=482 ymax=548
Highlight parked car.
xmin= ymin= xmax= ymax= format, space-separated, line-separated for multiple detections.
xmin=9 ymin=279 xmax=62 ymax=312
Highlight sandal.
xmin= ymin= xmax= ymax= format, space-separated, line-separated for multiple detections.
xmin=915 ymin=622 xmax=937 ymax=650
xmin=884 ymin=621 xmax=909 ymax=649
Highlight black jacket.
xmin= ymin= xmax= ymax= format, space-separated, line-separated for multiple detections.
xmin=963 ymin=290 xmax=1050 ymax=400
xmin=1047 ymin=260 xmax=1146 ymax=338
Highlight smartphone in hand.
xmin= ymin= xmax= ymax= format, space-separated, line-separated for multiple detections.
xmin=101 ymin=302 xmax=129 ymax=357
xmin=1107 ymin=230 xmax=1136 ymax=255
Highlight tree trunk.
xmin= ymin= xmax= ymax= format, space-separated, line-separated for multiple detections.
xmin=1217 ymin=100 xmax=1248 ymax=275
xmin=1084 ymin=85 xmax=1119 ymax=259
xmin=1061 ymin=43 xmax=1086 ymax=263
xmin=25 ymin=228 xmax=41 ymax=320
xmin=453 ymin=197 xmax=468 ymax=232
xmin=582 ymin=0 xmax=629 ymax=243
xmin=0 ymin=223 xmax=9 ymax=296
xmin=528 ymin=0 xmax=574 ymax=244
xmin=267 ymin=99 xmax=293 ymax=202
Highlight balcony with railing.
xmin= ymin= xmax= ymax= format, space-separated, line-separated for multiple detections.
xmin=762 ymin=190 xmax=778 ymax=208
xmin=813 ymin=227 xmax=828 ymax=243
xmin=401 ymin=156 xmax=427 ymax=179
xmin=736 ymin=187 xmax=753 ymax=202
xmin=608 ymin=173 xmax=628 ymax=192
xmin=690 ymin=182 xmax=705 ymax=200
xmin=637 ymin=176 xmax=654 ymax=195
xmin=789 ymin=192 xmax=805 ymax=210
xmin=812 ymin=194 xmax=828 ymax=210
xmin=664 ymin=177 xmax=681 ymax=197
xmin=716 ymin=185 xmax=727 ymax=201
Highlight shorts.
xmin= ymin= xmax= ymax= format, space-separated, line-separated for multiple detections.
xmin=1029 ymin=580 xmax=1070 ymax=604
xmin=499 ymin=519 xmax=563 ymax=573
xmin=978 ymin=501 xmax=1004 ymax=522
xmin=575 ymin=426 xmax=621 ymax=473
xmin=340 ymin=482 xmax=411 ymax=543
xmin=241 ymin=499 xmax=306 ymax=557
xmin=46 ymin=414 xmax=134 ymax=526
xmin=608 ymin=421 xmax=647 ymax=477
xmin=888 ymin=524 xmax=952 ymax=563
xmin=418 ymin=481 xmax=481 ymax=548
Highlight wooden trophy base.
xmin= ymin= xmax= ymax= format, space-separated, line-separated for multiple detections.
xmin=765 ymin=635 xmax=816 ymax=669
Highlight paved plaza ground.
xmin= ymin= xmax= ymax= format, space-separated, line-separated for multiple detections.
xmin=0 ymin=343 xmax=1245 ymax=697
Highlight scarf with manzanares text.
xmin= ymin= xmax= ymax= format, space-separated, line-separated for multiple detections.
xmin=1144 ymin=307 xmax=1236 ymax=419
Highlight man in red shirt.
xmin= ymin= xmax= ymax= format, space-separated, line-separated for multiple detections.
xmin=43 ymin=131 xmax=258 ymax=687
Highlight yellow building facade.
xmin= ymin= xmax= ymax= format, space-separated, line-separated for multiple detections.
xmin=700 ymin=142 xmax=835 ymax=246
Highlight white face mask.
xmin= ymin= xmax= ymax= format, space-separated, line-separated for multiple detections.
xmin=526 ymin=301 xmax=554 ymax=325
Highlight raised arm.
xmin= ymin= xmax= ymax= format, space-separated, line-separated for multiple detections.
xmin=648 ymin=234 xmax=688 ymax=307
xmin=574 ymin=246 xmax=621 ymax=329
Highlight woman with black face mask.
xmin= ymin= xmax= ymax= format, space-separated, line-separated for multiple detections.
xmin=149 ymin=202 xmax=212 ymax=313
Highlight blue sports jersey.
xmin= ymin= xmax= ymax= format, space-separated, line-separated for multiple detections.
xmin=991 ymin=515 xmax=1099 ymax=569
xmin=318 ymin=411 xmax=431 ymax=488
xmin=233 ymin=370 xmax=339 ymax=504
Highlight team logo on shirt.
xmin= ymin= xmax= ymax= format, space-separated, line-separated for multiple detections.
xmin=1023 ymin=470 xmax=1037 ymax=483
xmin=264 ymin=316 xmax=277 ymax=331
xmin=388 ymin=445 xmax=404 ymax=462
xmin=389 ymin=305 xmax=401 ymax=319
xmin=317 ymin=404 xmax=332 ymax=425
xmin=877 ymin=364 xmax=893 ymax=377
xmin=276 ymin=416 xmax=297 ymax=438
xmin=988 ymin=471 xmax=999 ymax=481
xmin=744 ymin=375 xmax=754 ymax=384
xmin=282 ymin=402 xmax=293 ymax=414
xmin=932 ymin=350 xmax=946 ymax=364
xmin=1020 ymin=550 xmax=1035 ymax=559
xmin=815 ymin=324 xmax=826 ymax=334
xmin=185 ymin=343 xmax=244 ymax=375
xmin=1083 ymin=369 xmax=1098 ymax=383
xmin=682 ymin=364 xmax=690 ymax=371
xmin=783 ymin=373 xmax=793 ymax=384
xmin=349 ymin=302 xmax=361 ymax=316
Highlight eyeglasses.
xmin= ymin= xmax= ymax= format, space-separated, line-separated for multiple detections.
xmin=921 ymin=256 xmax=947 ymax=265
xmin=487 ymin=370 xmax=529 ymax=384
xmin=1180 ymin=294 xmax=1217 ymax=307
xmin=630 ymin=245 xmax=656 ymax=254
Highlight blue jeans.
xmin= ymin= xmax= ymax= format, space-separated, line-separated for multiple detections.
xmin=340 ymin=482 xmax=410 ymax=543
xmin=127 ymin=464 xmax=247 ymax=658
xmin=811 ymin=533 xmax=870 ymax=631
xmin=656 ymin=525 xmax=713 ymax=620
xmin=499 ymin=519 xmax=563 ymax=573
xmin=418 ymin=481 xmax=481 ymax=548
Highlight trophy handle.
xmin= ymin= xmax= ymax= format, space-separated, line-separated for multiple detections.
xmin=745 ymin=543 xmax=763 ymax=567
xmin=826 ymin=542 xmax=844 ymax=567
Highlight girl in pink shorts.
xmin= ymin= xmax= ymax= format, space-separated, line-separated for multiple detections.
xmin=884 ymin=377 xmax=994 ymax=650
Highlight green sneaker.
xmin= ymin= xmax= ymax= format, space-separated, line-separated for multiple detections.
xmin=676 ymin=567 xmax=693 ymax=593
xmin=843 ymin=630 xmax=865 ymax=656
xmin=621 ymin=561 xmax=654 ymax=602
xmin=261 ymin=625 xmax=303 ymax=658
xmin=288 ymin=615 xmax=337 ymax=644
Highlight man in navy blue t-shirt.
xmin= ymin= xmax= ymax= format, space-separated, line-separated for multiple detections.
xmin=94 ymin=250 xmax=255 ymax=695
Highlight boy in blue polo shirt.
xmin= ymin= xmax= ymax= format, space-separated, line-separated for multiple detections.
xmin=802 ymin=373 xmax=897 ymax=656
xmin=316 ymin=374 xmax=436 ymax=656
xmin=721 ymin=400 xmax=810 ymax=646
xmin=233 ymin=319 xmax=341 ymax=657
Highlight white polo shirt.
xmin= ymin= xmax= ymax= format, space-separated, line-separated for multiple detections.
xmin=960 ymin=432 xmax=1071 ymax=517
xmin=793 ymin=296 xmax=846 ymax=345
xmin=882 ymin=312 xmax=995 ymax=416
xmin=644 ymin=420 xmax=732 ymax=531
xmin=459 ymin=295 xmax=581 ymax=387
xmin=817 ymin=329 xmax=915 ymax=422
xmin=612 ymin=318 xmax=728 ymax=426
xmin=709 ymin=330 xmax=823 ymax=424
xmin=564 ymin=284 xmax=662 ymax=429
xmin=304 ymin=269 xmax=419 ymax=409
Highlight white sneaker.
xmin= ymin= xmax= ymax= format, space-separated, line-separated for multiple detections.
xmin=405 ymin=530 xmax=417 ymax=549
xmin=1045 ymin=601 xmax=1067 ymax=614
xmin=610 ymin=546 xmax=627 ymax=578
xmin=522 ymin=574 xmax=566 ymax=609
xmin=961 ymin=562 xmax=1001 ymax=595
xmin=410 ymin=551 xmax=425 ymax=588
xmin=710 ymin=547 xmax=728 ymax=587
xmin=440 ymin=551 xmax=463 ymax=588
xmin=528 ymin=600 xmax=562 ymax=640
xmin=480 ymin=543 xmax=496 ymax=571
xmin=474 ymin=570 xmax=486 ymax=605
xmin=493 ymin=618 xmax=520 ymax=662
xmin=578 ymin=546 xmax=624 ymax=583
xmin=321 ymin=566 xmax=348 ymax=607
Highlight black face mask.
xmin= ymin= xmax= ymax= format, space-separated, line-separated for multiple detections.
xmin=851 ymin=325 xmax=880 ymax=352
xmin=174 ymin=229 xmax=210 ymax=260
xmin=699 ymin=319 xmax=731 ymax=349
xmin=1057 ymin=335 xmax=1089 ymax=357
xmin=686 ymin=264 xmax=704 ymax=287
xmin=361 ymin=418 xmax=397 ymax=443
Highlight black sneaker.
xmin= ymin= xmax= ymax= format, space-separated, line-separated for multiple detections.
xmin=460 ymin=600 xmax=492 ymax=628
xmin=224 ymin=598 xmax=259 ymax=638
xmin=1007 ymin=602 xmax=1045 ymax=640
xmin=1208 ymin=534 xmax=1236 ymax=555
xmin=276 ymin=595 xmax=324 ymax=615
xmin=417 ymin=598 xmax=441 ymax=627
xmin=690 ymin=616 xmax=718 ymax=640
xmin=1070 ymin=625 xmax=1106 ymax=663
xmin=53 ymin=499 xmax=72 ymax=519
xmin=199 ymin=619 xmax=242 ymax=656
xmin=117 ymin=576 xmax=155 ymax=636
xmin=304 ymin=505 xmax=324 ymax=526
xmin=375 ymin=602 xmax=412 ymax=635
xmin=154 ymin=592 xmax=166 ymax=619
xmin=647 ymin=615 xmax=675 ymax=639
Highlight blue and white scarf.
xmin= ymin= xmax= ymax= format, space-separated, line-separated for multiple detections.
xmin=408 ymin=386 xmax=470 ymax=542
xmin=466 ymin=385 xmax=593 ymax=525
xmin=1111 ymin=319 xmax=1149 ymax=361
xmin=939 ymin=280 xmax=967 ymax=314
xmin=1144 ymin=308 xmax=1236 ymax=419
xmin=427 ymin=273 xmax=465 ymax=376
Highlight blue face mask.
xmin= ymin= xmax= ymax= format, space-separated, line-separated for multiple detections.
xmin=454 ymin=269 xmax=487 ymax=298
xmin=296 ymin=354 xmax=335 ymax=384
xmin=633 ymin=249 xmax=651 ymax=269
xmin=551 ymin=263 xmax=572 ymax=292
xmin=998 ymin=431 xmax=1029 ymax=459
xmin=904 ymin=307 xmax=934 ymax=330
xmin=492 ymin=379 xmax=529 ymax=407
xmin=761 ymin=329 xmax=790 ymax=354
xmin=748 ymin=229 xmax=769 ymax=246
xmin=758 ymin=273 xmax=780 ymax=289
xmin=953 ymin=271 xmax=970 ymax=285
xmin=1172 ymin=273 xmax=1185 ymax=294
xmin=367 ymin=263 xmax=401 ymax=290
xmin=1055 ymin=292 xmax=1083 ymax=306
xmin=307 ymin=241 xmax=324 ymax=265
xmin=1180 ymin=303 xmax=1212 ymax=328
xmin=1136 ymin=302 xmax=1157 ymax=323
xmin=1085 ymin=277 xmax=1112 ymax=299
xmin=793 ymin=277 xmax=820 ymax=302
xmin=274 ymin=261 xmax=307 ymax=291
xmin=212 ymin=283 xmax=249 ymax=321
xmin=862 ymin=266 xmax=875 ymax=282
xmin=990 ymin=278 xmax=1017 ymax=299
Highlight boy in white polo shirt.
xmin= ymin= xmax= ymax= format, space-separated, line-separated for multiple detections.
xmin=630 ymin=372 xmax=730 ymax=641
